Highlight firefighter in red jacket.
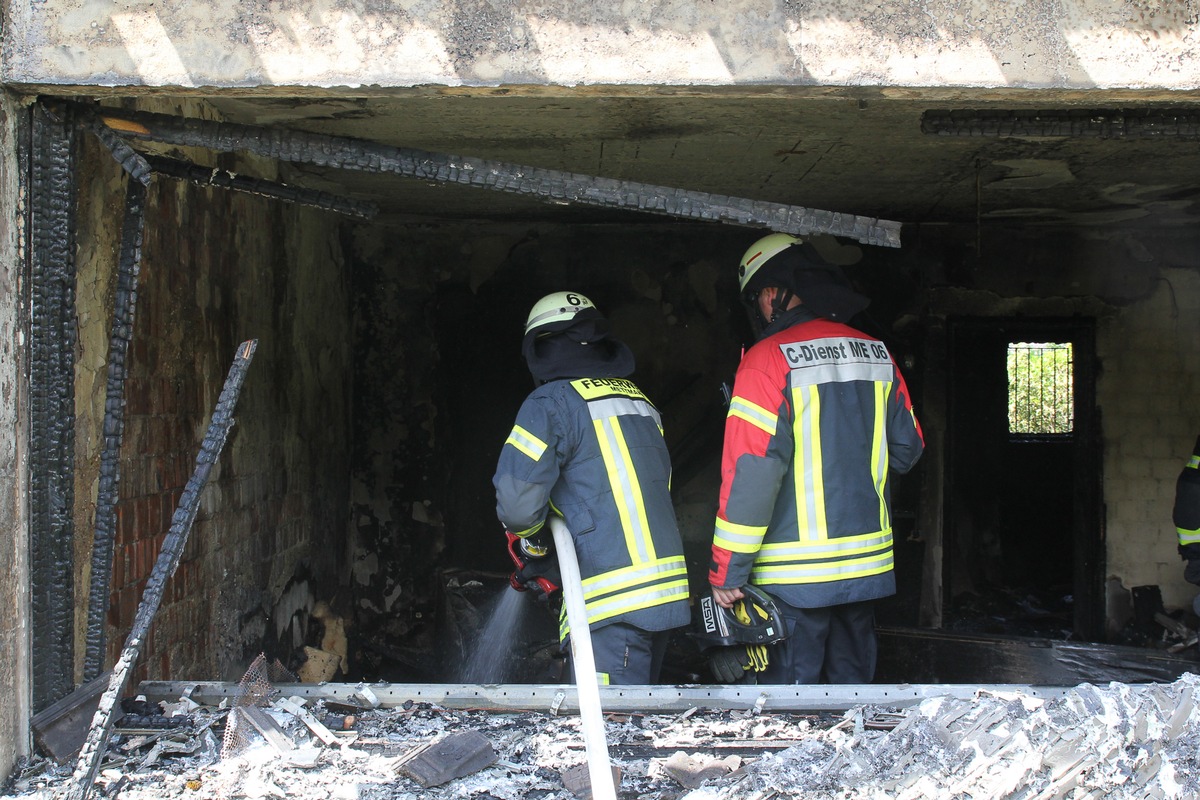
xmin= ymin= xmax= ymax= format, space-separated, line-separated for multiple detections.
xmin=709 ymin=233 xmax=925 ymax=684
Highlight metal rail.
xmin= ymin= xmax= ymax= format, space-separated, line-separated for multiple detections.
xmin=137 ymin=681 xmax=1072 ymax=714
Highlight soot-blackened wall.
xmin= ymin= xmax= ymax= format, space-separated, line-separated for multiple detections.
xmin=72 ymin=101 xmax=353 ymax=684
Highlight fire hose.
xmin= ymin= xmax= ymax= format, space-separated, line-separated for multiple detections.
xmin=548 ymin=516 xmax=617 ymax=800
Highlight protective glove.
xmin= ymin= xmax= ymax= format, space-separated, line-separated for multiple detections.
xmin=707 ymin=644 xmax=769 ymax=683
xmin=708 ymin=646 xmax=751 ymax=683
xmin=746 ymin=644 xmax=769 ymax=672
xmin=512 ymin=558 xmax=562 ymax=601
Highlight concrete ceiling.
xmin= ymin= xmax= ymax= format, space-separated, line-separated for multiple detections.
xmin=186 ymin=89 xmax=1200 ymax=242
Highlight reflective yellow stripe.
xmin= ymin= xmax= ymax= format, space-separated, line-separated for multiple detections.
xmin=596 ymin=672 xmax=611 ymax=685
xmin=755 ymin=530 xmax=893 ymax=561
xmin=615 ymin=421 xmax=657 ymax=562
xmin=582 ymin=556 xmax=687 ymax=596
xmin=593 ymin=417 xmax=652 ymax=562
xmin=583 ymin=578 xmax=690 ymax=626
xmin=1190 ymin=456 xmax=1200 ymax=469
xmin=505 ymin=425 xmax=547 ymax=461
xmin=559 ymin=569 xmax=689 ymax=638
xmin=873 ymin=381 xmax=889 ymax=531
xmin=1180 ymin=527 xmax=1200 ymax=546
xmin=729 ymin=396 xmax=778 ymax=435
xmin=713 ymin=517 xmax=767 ymax=553
xmin=793 ymin=384 xmax=827 ymax=541
xmin=581 ymin=558 xmax=688 ymax=626
xmin=511 ymin=519 xmax=545 ymax=537
xmin=752 ymin=550 xmax=894 ymax=584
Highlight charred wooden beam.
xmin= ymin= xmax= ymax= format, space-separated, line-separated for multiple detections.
xmin=83 ymin=179 xmax=146 ymax=682
xmin=65 ymin=101 xmax=901 ymax=248
xmin=144 ymin=154 xmax=378 ymax=219
xmin=28 ymin=101 xmax=79 ymax=711
xmin=921 ymin=108 xmax=1200 ymax=139
xmin=68 ymin=341 xmax=259 ymax=800
xmin=73 ymin=105 xmax=153 ymax=186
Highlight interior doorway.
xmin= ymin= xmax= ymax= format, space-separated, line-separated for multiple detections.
xmin=944 ymin=317 xmax=1103 ymax=641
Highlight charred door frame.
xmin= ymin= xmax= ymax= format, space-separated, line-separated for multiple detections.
xmin=26 ymin=103 xmax=79 ymax=710
xmin=944 ymin=316 xmax=1103 ymax=641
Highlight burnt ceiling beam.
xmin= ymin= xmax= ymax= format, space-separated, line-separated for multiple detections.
xmin=144 ymin=155 xmax=379 ymax=220
xmin=65 ymin=101 xmax=901 ymax=248
xmin=921 ymin=108 xmax=1200 ymax=138
xmin=72 ymin=106 xmax=153 ymax=186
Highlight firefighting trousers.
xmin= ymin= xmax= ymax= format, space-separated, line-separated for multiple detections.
xmin=759 ymin=598 xmax=878 ymax=685
xmin=568 ymin=622 xmax=670 ymax=685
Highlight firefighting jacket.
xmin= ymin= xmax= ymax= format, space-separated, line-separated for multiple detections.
xmin=1175 ymin=436 xmax=1200 ymax=574
xmin=709 ymin=310 xmax=925 ymax=609
xmin=494 ymin=376 xmax=691 ymax=634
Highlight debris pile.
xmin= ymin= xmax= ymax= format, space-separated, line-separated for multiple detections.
xmin=6 ymin=674 xmax=1200 ymax=799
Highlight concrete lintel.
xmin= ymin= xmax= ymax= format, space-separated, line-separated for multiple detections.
xmin=5 ymin=2 xmax=1200 ymax=92
xmin=137 ymin=681 xmax=1072 ymax=714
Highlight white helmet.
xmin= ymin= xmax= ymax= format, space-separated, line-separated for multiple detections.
xmin=524 ymin=291 xmax=597 ymax=337
xmin=737 ymin=233 xmax=802 ymax=294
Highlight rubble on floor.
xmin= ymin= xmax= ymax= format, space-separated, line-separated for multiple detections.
xmin=7 ymin=674 xmax=1200 ymax=800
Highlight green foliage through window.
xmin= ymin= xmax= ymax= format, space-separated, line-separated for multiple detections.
xmin=1007 ymin=342 xmax=1074 ymax=435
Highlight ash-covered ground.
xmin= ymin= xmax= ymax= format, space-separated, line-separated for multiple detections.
xmin=8 ymin=674 xmax=1200 ymax=800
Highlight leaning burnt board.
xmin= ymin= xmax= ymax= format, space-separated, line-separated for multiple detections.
xmin=31 ymin=672 xmax=112 ymax=763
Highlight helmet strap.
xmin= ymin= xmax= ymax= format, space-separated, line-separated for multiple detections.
xmin=769 ymin=288 xmax=795 ymax=323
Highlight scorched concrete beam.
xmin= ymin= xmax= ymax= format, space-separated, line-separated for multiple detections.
xmin=4 ymin=1 xmax=1200 ymax=92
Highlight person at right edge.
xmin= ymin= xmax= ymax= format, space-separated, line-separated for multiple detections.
xmin=1173 ymin=435 xmax=1200 ymax=614
xmin=708 ymin=233 xmax=925 ymax=685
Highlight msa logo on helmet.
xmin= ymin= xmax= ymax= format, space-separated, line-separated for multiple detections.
xmin=698 ymin=595 xmax=730 ymax=637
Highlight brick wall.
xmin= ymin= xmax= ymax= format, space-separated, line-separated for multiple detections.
xmin=73 ymin=101 xmax=351 ymax=683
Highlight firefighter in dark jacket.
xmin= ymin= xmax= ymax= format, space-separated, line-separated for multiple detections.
xmin=1174 ymin=436 xmax=1200 ymax=610
xmin=708 ymin=233 xmax=925 ymax=685
xmin=494 ymin=291 xmax=690 ymax=685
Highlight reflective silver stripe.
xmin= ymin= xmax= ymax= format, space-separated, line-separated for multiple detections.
xmin=791 ymin=361 xmax=894 ymax=386
xmin=1180 ymin=527 xmax=1200 ymax=545
xmin=582 ymin=556 xmax=687 ymax=597
xmin=752 ymin=552 xmax=894 ymax=582
xmin=728 ymin=397 xmax=777 ymax=433
xmin=587 ymin=396 xmax=661 ymax=426
xmin=712 ymin=518 xmax=765 ymax=548
xmin=780 ymin=337 xmax=893 ymax=386
xmin=758 ymin=532 xmax=893 ymax=560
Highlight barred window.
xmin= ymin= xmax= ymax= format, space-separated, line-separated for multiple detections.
xmin=1007 ymin=342 xmax=1074 ymax=435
